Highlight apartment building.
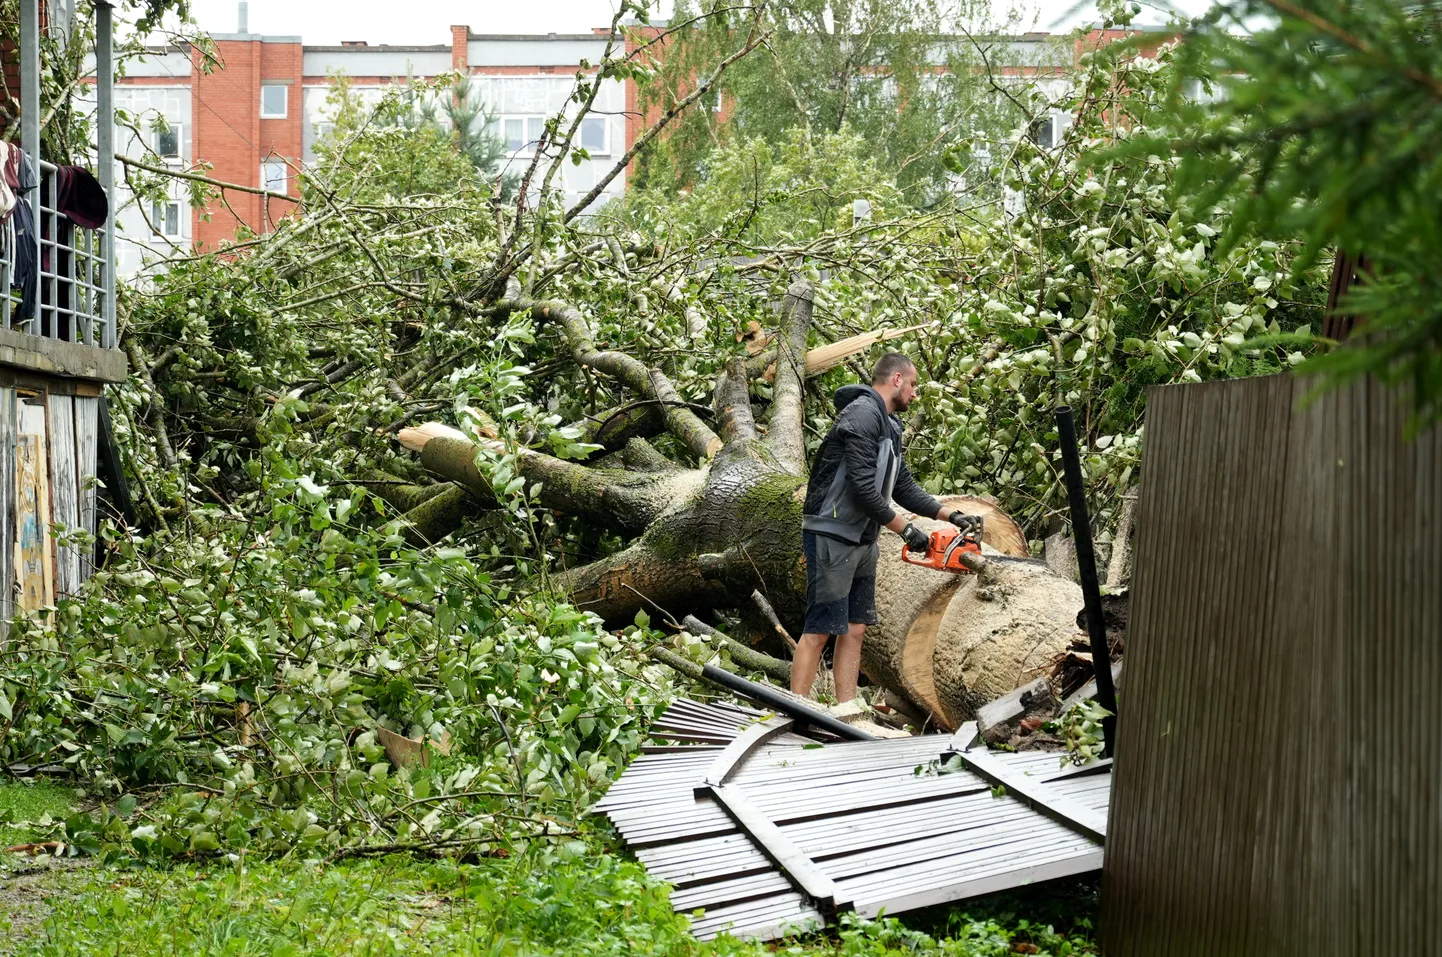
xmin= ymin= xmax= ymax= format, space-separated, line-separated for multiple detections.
xmin=99 ymin=22 xmax=629 ymax=275
xmin=96 ymin=19 xmax=1149 ymax=276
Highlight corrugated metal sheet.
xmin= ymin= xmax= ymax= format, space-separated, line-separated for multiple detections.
xmin=597 ymin=699 xmax=1111 ymax=941
xmin=1102 ymin=373 xmax=1442 ymax=956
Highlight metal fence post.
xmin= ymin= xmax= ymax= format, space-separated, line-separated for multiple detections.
xmin=96 ymin=1 xmax=116 ymax=349
xmin=20 ymin=0 xmax=41 ymax=333
xmin=1056 ymin=405 xmax=1119 ymax=757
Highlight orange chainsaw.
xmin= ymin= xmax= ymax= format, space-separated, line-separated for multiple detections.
xmin=901 ymin=521 xmax=984 ymax=574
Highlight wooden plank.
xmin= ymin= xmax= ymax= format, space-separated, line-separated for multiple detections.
xmin=974 ymin=676 xmax=1056 ymax=745
xmin=14 ymin=393 xmax=52 ymax=612
xmin=0 ymin=387 xmax=12 ymax=635
xmin=700 ymin=718 xmax=796 ymax=792
xmin=46 ymin=393 xmax=78 ymax=596
xmin=73 ymin=396 xmax=98 ymax=583
xmin=707 ymin=783 xmax=844 ymax=912
xmin=951 ymin=731 xmax=1107 ymax=843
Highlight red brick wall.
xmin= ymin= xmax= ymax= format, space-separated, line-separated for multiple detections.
xmin=257 ymin=41 xmax=302 ymax=230
xmin=191 ymin=38 xmax=301 ymax=250
xmin=451 ymin=25 xmax=468 ymax=71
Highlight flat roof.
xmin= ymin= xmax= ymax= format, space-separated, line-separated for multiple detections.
xmin=303 ymin=44 xmax=450 ymax=52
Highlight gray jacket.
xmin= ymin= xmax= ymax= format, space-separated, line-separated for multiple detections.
xmin=802 ymin=385 xmax=943 ymax=545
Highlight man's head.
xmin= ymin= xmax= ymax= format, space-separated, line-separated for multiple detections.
xmin=871 ymin=353 xmax=918 ymax=412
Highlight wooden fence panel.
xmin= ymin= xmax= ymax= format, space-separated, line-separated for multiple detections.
xmin=47 ymin=392 xmax=78 ymax=596
xmin=74 ymin=395 xmax=98 ymax=583
xmin=1102 ymin=374 xmax=1441 ymax=956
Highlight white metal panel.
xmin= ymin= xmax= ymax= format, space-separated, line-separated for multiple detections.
xmin=469 ymin=37 xmax=607 ymax=67
xmin=116 ymin=50 xmax=191 ymax=77
xmin=77 ymin=81 xmax=195 ymax=277
xmin=302 ymin=49 xmax=451 ymax=77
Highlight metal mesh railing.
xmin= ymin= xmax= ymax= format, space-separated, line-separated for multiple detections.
xmin=1 ymin=156 xmax=113 ymax=349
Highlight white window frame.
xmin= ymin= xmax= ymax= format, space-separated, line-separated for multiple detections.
xmin=494 ymin=114 xmax=547 ymax=157
xmin=1028 ymin=114 xmax=1059 ymax=150
xmin=261 ymin=160 xmax=288 ymax=194
xmin=150 ymin=198 xmax=183 ymax=241
xmin=260 ymin=84 xmax=289 ymax=119
xmin=578 ymin=115 xmax=610 ymax=157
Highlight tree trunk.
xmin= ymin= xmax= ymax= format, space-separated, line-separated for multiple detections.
xmin=397 ymin=284 xmax=1086 ymax=728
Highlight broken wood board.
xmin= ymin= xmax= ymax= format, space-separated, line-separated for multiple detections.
xmin=376 ymin=726 xmax=453 ymax=768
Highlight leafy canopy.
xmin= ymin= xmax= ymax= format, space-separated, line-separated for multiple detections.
xmin=1124 ymin=0 xmax=1442 ymax=425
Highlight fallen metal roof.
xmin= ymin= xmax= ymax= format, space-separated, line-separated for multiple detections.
xmin=593 ymin=699 xmax=1112 ymax=942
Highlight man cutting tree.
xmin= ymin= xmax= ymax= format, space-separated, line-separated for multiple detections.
xmin=795 ymin=353 xmax=982 ymax=702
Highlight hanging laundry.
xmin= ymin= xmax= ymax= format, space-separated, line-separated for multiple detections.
xmin=54 ymin=165 xmax=107 ymax=229
xmin=4 ymin=143 xmax=40 ymax=324
xmin=2 ymin=141 xmax=37 ymax=194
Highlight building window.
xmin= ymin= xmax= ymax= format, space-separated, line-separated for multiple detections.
xmin=151 ymin=199 xmax=182 ymax=239
xmin=1027 ymin=112 xmax=1073 ymax=151
xmin=261 ymin=160 xmax=288 ymax=194
xmin=495 ymin=115 xmax=546 ymax=155
xmin=153 ymin=123 xmax=182 ymax=161
xmin=579 ymin=116 xmax=608 ymax=156
xmin=261 ymin=84 xmax=288 ymax=118
xmin=313 ymin=121 xmax=336 ymax=141
xmin=1028 ymin=115 xmax=1059 ymax=150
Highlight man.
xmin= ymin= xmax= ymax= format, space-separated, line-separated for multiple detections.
xmin=794 ymin=352 xmax=981 ymax=703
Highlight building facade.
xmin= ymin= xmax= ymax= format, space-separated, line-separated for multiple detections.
xmin=105 ymin=24 xmax=630 ymax=276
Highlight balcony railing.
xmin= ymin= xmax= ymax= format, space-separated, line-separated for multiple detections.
xmin=1 ymin=157 xmax=114 ymax=349
xmin=2 ymin=0 xmax=117 ymax=357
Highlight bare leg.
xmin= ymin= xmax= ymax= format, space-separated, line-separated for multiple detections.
xmin=833 ymin=622 xmax=866 ymax=702
xmin=791 ymin=632 xmax=831 ymax=697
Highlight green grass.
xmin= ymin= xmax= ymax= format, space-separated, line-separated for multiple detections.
xmin=0 ymin=779 xmax=75 ymax=847
xmin=4 ymin=837 xmax=1098 ymax=957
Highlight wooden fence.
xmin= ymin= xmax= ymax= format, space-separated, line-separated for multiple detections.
xmin=1102 ymin=373 xmax=1441 ymax=956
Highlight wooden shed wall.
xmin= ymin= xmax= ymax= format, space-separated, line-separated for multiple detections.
xmin=0 ymin=385 xmax=101 ymax=634
xmin=1101 ymin=373 xmax=1442 ymax=956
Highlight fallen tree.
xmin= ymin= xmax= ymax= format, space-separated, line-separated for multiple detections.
xmin=398 ymin=281 xmax=1084 ymax=728
xmin=100 ymin=32 xmax=1328 ymax=750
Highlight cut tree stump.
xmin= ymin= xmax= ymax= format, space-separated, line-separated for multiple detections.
xmin=861 ymin=496 xmax=1083 ymax=730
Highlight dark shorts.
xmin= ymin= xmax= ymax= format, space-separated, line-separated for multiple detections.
xmin=802 ymin=531 xmax=880 ymax=636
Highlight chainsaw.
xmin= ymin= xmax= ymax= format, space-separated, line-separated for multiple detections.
xmin=901 ymin=520 xmax=985 ymax=574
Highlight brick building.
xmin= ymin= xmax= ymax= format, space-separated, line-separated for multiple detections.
xmin=98 ymin=18 xmax=1158 ymax=276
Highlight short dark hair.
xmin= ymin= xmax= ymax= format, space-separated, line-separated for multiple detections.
xmin=871 ymin=352 xmax=915 ymax=385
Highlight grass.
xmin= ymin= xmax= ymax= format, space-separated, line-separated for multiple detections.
xmin=0 ymin=834 xmax=1098 ymax=956
xmin=0 ymin=779 xmax=75 ymax=848
xmin=0 ymin=779 xmax=1096 ymax=956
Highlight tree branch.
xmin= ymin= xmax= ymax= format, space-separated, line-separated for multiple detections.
xmin=412 ymin=433 xmax=703 ymax=537
xmin=761 ymin=279 xmax=813 ymax=474
xmin=713 ymin=358 xmax=759 ymax=445
xmin=561 ymin=15 xmax=770 ymax=224
xmin=528 ymin=298 xmax=723 ymax=461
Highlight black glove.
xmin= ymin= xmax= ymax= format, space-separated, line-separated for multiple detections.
xmin=948 ymin=511 xmax=983 ymax=539
xmin=901 ymin=522 xmax=931 ymax=552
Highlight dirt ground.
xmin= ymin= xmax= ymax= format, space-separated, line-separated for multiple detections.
xmin=0 ymin=856 xmax=89 ymax=952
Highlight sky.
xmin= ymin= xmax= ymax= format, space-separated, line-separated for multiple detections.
xmin=166 ymin=0 xmax=1220 ymax=46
